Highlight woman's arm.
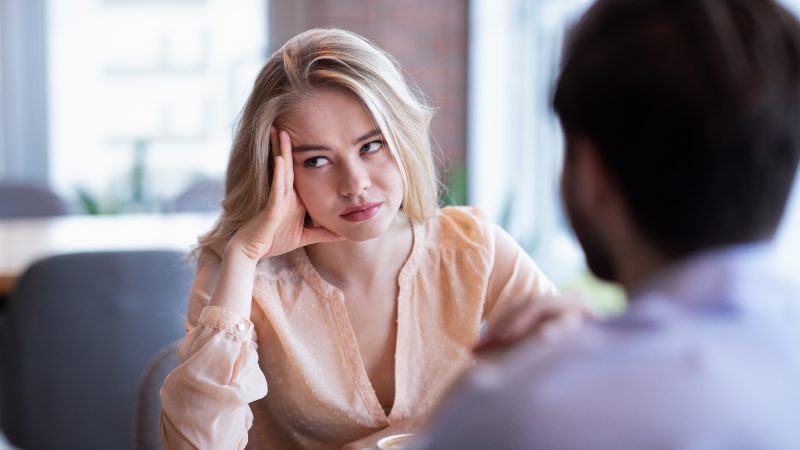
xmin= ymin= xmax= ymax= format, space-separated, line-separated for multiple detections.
xmin=159 ymin=251 xmax=267 ymax=449
xmin=208 ymin=129 xmax=343 ymax=318
xmin=483 ymin=224 xmax=559 ymax=322
xmin=159 ymin=129 xmax=342 ymax=449
xmin=481 ymin=224 xmax=590 ymax=351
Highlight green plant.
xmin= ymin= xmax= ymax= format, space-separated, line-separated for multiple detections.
xmin=440 ymin=162 xmax=468 ymax=206
xmin=561 ymin=269 xmax=627 ymax=317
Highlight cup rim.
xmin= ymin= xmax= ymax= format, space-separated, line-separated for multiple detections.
xmin=377 ymin=433 xmax=415 ymax=449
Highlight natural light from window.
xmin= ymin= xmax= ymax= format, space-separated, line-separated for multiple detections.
xmin=470 ymin=0 xmax=800 ymax=313
xmin=46 ymin=0 xmax=266 ymax=213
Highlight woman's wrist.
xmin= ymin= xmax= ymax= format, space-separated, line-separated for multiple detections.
xmin=210 ymin=246 xmax=259 ymax=318
xmin=224 ymin=234 xmax=269 ymax=265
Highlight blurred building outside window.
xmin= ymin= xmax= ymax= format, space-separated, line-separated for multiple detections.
xmin=46 ymin=0 xmax=267 ymax=213
xmin=469 ymin=0 xmax=800 ymax=314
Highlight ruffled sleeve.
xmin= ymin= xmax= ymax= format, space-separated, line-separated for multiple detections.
xmin=159 ymin=250 xmax=268 ymax=450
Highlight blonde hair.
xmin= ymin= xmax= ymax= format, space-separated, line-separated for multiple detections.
xmin=199 ymin=28 xmax=439 ymax=253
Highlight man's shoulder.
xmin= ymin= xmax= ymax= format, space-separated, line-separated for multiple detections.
xmin=444 ymin=308 xmax=800 ymax=449
xmin=498 ymin=302 xmax=800 ymax=395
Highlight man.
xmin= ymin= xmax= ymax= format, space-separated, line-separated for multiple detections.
xmin=411 ymin=0 xmax=800 ymax=448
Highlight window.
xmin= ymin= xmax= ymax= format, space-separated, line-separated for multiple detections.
xmin=469 ymin=0 xmax=800 ymax=311
xmin=469 ymin=0 xmax=617 ymax=307
xmin=46 ymin=0 xmax=267 ymax=212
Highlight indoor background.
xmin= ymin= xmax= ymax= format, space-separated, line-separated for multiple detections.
xmin=2 ymin=0 xmax=800 ymax=307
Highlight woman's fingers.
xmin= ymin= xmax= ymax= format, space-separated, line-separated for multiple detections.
xmin=475 ymin=301 xmax=545 ymax=352
xmin=267 ymin=128 xmax=295 ymax=205
xmin=268 ymin=127 xmax=285 ymax=200
xmin=270 ymin=154 xmax=285 ymax=199
xmin=538 ymin=311 xmax=583 ymax=343
xmin=263 ymin=126 xmax=344 ymax=253
xmin=475 ymin=295 xmax=591 ymax=354
xmin=278 ymin=130 xmax=294 ymax=193
xmin=301 ymin=226 xmax=344 ymax=247
xmin=270 ymin=127 xmax=280 ymax=157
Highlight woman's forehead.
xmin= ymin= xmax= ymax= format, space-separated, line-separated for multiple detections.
xmin=277 ymin=87 xmax=379 ymax=143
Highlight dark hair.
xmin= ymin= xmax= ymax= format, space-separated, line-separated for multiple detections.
xmin=553 ymin=0 xmax=800 ymax=257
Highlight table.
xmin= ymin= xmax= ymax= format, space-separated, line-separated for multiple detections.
xmin=0 ymin=213 xmax=218 ymax=295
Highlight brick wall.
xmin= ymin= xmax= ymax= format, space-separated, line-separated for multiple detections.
xmin=269 ymin=0 xmax=468 ymax=197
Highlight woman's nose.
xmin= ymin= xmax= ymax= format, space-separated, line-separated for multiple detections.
xmin=338 ymin=160 xmax=371 ymax=197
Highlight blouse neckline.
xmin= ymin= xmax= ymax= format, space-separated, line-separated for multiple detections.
xmin=288 ymin=216 xmax=424 ymax=300
xmin=286 ymin=216 xmax=424 ymax=423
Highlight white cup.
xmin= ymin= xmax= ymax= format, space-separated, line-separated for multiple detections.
xmin=377 ymin=433 xmax=415 ymax=450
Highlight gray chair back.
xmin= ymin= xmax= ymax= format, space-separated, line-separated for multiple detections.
xmin=0 ymin=181 xmax=68 ymax=218
xmin=133 ymin=339 xmax=181 ymax=450
xmin=1 ymin=250 xmax=192 ymax=450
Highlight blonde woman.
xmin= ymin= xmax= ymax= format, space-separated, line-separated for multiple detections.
xmin=160 ymin=28 xmax=567 ymax=449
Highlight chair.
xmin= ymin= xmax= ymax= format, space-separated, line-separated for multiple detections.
xmin=168 ymin=179 xmax=223 ymax=213
xmin=1 ymin=250 xmax=193 ymax=450
xmin=0 ymin=181 xmax=68 ymax=218
xmin=133 ymin=339 xmax=181 ymax=450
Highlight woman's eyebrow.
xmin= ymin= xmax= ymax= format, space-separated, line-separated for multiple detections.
xmin=292 ymin=128 xmax=382 ymax=152
xmin=292 ymin=143 xmax=330 ymax=153
xmin=353 ymin=128 xmax=382 ymax=144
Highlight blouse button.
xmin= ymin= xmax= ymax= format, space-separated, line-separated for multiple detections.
xmin=236 ymin=323 xmax=246 ymax=332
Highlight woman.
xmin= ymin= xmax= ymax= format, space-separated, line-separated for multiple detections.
xmin=160 ymin=28 xmax=562 ymax=449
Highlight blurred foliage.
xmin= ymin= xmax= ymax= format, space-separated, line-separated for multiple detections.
xmin=75 ymin=141 xmax=160 ymax=215
xmin=76 ymin=187 xmax=101 ymax=215
xmin=75 ymin=184 xmax=161 ymax=215
xmin=440 ymin=163 xmax=468 ymax=206
xmin=76 ymin=186 xmax=122 ymax=215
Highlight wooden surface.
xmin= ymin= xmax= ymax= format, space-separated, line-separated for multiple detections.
xmin=0 ymin=213 xmax=218 ymax=295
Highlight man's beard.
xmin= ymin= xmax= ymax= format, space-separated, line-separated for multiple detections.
xmin=562 ymin=175 xmax=618 ymax=282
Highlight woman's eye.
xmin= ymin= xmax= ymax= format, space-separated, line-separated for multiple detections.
xmin=361 ymin=140 xmax=384 ymax=154
xmin=303 ymin=156 xmax=331 ymax=168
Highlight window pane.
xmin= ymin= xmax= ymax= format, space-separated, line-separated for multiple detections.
xmin=46 ymin=0 xmax=266 ymax=213
xmin=470 ymin=0 xmax=800 ymax=311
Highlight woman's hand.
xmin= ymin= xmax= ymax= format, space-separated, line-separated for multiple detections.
xmin=474 ymin=293 xmax=595 ymax=355
xmin=229 ymin=128 xmax=344 ymax=262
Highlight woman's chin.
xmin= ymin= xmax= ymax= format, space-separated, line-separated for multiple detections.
xmin=331 ymin=220 xmax=394 ymax=242
xmin=310 ymin=207 xmax=402 ymax=243
xmin=334 ymin=228 xmax=385 ymax=242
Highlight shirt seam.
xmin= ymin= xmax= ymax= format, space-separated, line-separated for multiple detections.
xmin=197 ymin=322 xmax=246 ymax=342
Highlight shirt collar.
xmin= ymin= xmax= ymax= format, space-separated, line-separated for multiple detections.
xmin=627 ymin=241 xmax=788 ymax=311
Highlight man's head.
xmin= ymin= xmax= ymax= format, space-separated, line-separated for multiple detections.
xmin=554 ymin=0 xmax=800 ymax=281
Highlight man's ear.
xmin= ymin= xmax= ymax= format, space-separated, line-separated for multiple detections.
xmin=571 ymin=137 xmax=614 ymax=214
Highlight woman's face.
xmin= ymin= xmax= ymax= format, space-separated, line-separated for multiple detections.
xmin=276 ymin=87 xmax=405 ymax=241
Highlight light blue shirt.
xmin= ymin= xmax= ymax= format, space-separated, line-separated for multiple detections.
xmin=412 ymin=243 xmax=800 ymax=449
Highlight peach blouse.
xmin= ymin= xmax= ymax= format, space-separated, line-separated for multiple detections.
xmin=160 ymin=207 xmax=557 ymax=449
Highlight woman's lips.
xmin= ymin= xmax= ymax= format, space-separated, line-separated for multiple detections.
xmin=340 ymin=202 xmax=381 ymax=222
